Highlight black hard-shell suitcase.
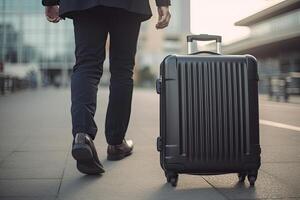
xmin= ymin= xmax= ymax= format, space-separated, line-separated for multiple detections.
xmin=156 ymin=34 xmax=261 ymax=187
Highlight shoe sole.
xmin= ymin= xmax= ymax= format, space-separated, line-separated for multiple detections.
xmin=72 ymin=144 xmax=105 ymax=175
xmin=107 ymin=151 xmax=132 ymax=161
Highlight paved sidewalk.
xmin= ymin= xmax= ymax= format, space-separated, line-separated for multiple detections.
xmin=0 ymin=87 xmax=300 ymax=200
xmin=259 ymin=94 xmax=300 ymax=104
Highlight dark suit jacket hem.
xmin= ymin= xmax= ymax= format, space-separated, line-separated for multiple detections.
xmin=59 ymin=4 xmax=152 ymax=22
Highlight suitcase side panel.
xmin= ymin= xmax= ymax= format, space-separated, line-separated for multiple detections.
xmin=160 ymin=55 xmax=260 ymax=173
xmin=246 ymin=56 xmax=261 ymax=167
xmin=159 ymin=55 xmax=181 ymax=170
xmin=177 ymin=57 xmax=249 ymax=162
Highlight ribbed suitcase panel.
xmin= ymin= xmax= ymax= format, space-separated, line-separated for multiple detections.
xmin=177 ymin=60 xmax=249 ymax=162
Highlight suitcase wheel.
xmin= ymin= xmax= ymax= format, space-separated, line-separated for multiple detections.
xmin=165 ymin=171 xmax=178 ymax=187
xmin=247 ymin=170 xmax=258 ymax=187
xmin=248 ymin=175 xmax=256 ymax=186
xmin=238 ymin=172 xmax=246 ymax=182
xmin=170 ymin=176 xmax=178 ymax=187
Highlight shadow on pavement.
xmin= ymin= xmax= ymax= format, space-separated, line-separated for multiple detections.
xmin=101 ymin=157 xmax=132 ymax=170
xmin=215 ymin=183 xmax=258 ymax=199
xmin=58 ymin=174 xmax=103 ymax=197
xmin=144 ymin=178 xmax=259 ymax=200
xmin=144 ymin=182 xmax=227 ymax=200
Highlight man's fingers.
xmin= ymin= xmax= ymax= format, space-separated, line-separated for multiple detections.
xmin=157 ymin=15 xmax=168 ymax=27
xmin=156 ymin=21 xmax=168 ymax=29
xmin=156 ymin=13 xmax=171 ymax=29
xmin=156 ymin=23 xmax=167 ymax=29
xmin=160 ymin=15 xmax=170 ymax=26
xmin=46 ymin=16 xmax=60 ymax=23
xmin=157 ymin=14 xmax=168 ymax=24
xmin=45 ymin=6 xmax=60 ymax=23
xmin=165 ymin=13 xmax=171 ymax=25
xmin=156 ymin=24 xmax=168 ymax=29
xmin=156 ymin=23 xmax=168 ymax=29
xmin=46 ymin=16 xmax=55 ymax=22
xmin=52 ymin=17 xmax=61 ymax=23
xmin=156 ymin=7 xmax=171 ymax=29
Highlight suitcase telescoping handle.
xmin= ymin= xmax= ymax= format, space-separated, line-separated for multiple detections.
xmin=187 ymin=34 xmax=222 ymax=55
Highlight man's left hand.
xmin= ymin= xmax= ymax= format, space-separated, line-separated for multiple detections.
xmin=156 ymin=6 xmax=171 ymax=29
xmin=45 ymin=5 xmax=61 ymax=23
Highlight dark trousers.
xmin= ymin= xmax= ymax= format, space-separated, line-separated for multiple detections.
xmin=71 ymin=6 xmax=141 ymax=145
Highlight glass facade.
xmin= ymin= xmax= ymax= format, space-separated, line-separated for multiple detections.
xmin=250 ymin=9 xmax=300 ymax=38
xmin=0 ymin=0 xmax=75 ymax=85
xmin=0 ymin=0 xmax=191 ymax=87
xmin=249 ymin=9 xmax=300 ymax=95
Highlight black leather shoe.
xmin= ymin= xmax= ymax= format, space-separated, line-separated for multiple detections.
xmin=72 ymin=133 xmax=105 ymax=175
xmin=107 ymin=139 xmax=134 ymax=161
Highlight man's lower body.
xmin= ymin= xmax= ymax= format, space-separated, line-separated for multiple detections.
xmin=70 ymin=6 xmax=141 ymax=174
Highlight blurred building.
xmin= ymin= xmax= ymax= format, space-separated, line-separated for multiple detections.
xmin=0 ymin=0 xmax=191 ymax=88
xmin=136 ymin=0 xmax=191 ymax=82
xmin=223 ymin=0 xmax=300 ymax=94
xmin=0 ymin=0 xmax=75 ymax=87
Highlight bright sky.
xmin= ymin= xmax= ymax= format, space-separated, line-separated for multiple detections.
xmin=190 ymin=0 xmax=285 ymax=44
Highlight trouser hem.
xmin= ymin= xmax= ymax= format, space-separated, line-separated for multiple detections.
xmin=105 ymin=136 xmax=124 ymax=145
xmin=72 ymin=126 xmax=97 ymax=140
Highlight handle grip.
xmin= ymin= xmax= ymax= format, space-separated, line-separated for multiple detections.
xmin=187 ymin=34 xmax=222 ymax=43
xmin=187 ymin=34 xmax=222 ymax=54
xmin=189 ymin=51 xmax=220 ymax=55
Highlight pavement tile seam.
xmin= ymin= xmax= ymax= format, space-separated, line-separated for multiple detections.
xmin=0 ymin=150 xmax=70 ymax=170
xmin=0 ymin=137 xmax=28 ymax=166
xmin=0 ymin=138 xmax=38 ymax=168
xmin=56 ymin=145 xmax=72 ymax=198
xmin=201 ymin=176 xmax=230 ymax=200
xmin=0 ymin=151 xmax=14 ymax=166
